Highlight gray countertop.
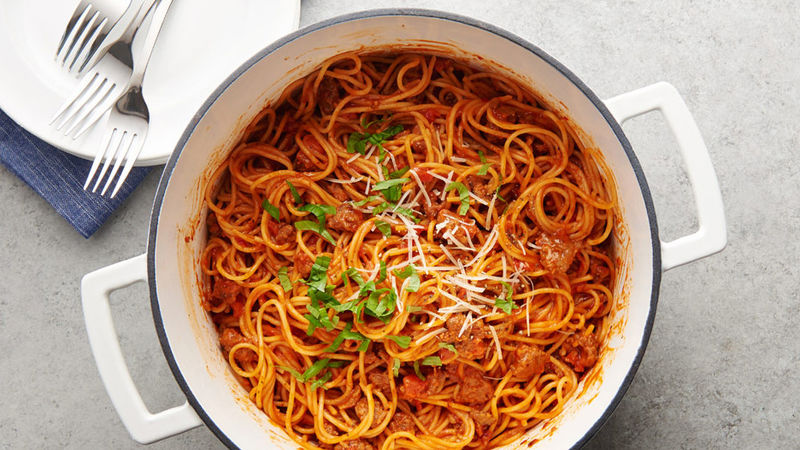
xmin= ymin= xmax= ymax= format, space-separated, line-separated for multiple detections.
xmin=2 ymin=0 xmax=798 ymax=448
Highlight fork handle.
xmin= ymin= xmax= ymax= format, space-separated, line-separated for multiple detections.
xmin=129 ymin=0 xmax=174 ymax=86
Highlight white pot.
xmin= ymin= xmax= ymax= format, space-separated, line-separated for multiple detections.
xmin=82 ymin=9 xmax=727 ymax=449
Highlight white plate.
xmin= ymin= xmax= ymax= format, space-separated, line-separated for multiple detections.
xmin=0 ymin=0 xmax=301 ymax=166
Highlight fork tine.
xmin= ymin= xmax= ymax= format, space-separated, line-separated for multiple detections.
xmin=110 ymin=132 xmax=146 ymax=198
xmin=68 ymin=16 xmax=108 ymax=73
xmin=92 ymin=130 xmax=127 ymax=192
xmin=64 ymin=79 xmax=117 ymax=138
xmin=84 ymin=126 xmax=117 ymax=190
xmin=62 ymin=10 xmax=100 ymax=71
xmin=56 ymin=2 xmax=92 ymax=63
xmin=50 ymin=71 xmax=101 ymax=128
xmin=92 ymin=130 xmax=130 ymax=195
xmin=100 ymin=132 xmax=137 ymax=195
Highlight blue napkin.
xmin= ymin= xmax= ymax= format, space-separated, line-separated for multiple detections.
xmin=0 ymin=108 xmax=155 ymax=238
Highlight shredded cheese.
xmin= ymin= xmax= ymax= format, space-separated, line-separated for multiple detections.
xmin=415 ymin=328 xmax=446 ymax=345
xmin=489 ymin=325 xmax=503 ymax=360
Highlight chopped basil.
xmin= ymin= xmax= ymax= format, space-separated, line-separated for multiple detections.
xmin=406 ymin=305 xmax=422 ymax=312
xmin=392 ymin=358 xmax=401 ymax=377
xmin=277 ymin=266 xmax=292 ymax=292
xmin=299 ymin=203 xmax=336 ymax=225
xmin=347 ymin=124 xmax=404 ymax=156
xmin=310 ymin=371 xmax=332 ymax=390
xmin=354 ymin=195 xmax=382 ymax=206
xmin=477 ymin=150 xmax=490 ymax=176
xmin=378 ymin=260 xmax=387 ymax=283
xmin=276 ymin=365 xmax=303 ymax=380
xmin=444 ymin=181 xmax=470 ymax=215
xmin=413 ymin=360 xmax=426 ymax=381
xmin=325 ymin=322 xmax=370 ymax=352
xmin=438 ymin=342 xmax=457 ymax=354
xmin=393 ymin=265 xmax=420 ymax=292
xmin=373 ymin=178 xmax=409 ymax=203
xmin=389 ymin=166 xmax=410 ymax=178
xmin=341 ymin=267 xmax=365 ymax=287
xmin=306 ymin=256 xmax=331 ymax=292
xmin=387 ymin=335 xmax=412 ymax=349
xmin=261 ymin=198 xmax=280 ymax=221
xmin=422 ymin=356 xmax=442 ymax=366
xmin=286 ymin=181 xmax=303 ymax=204
xmin=495 ymin=281 xmax=517 ymax=314
xmin=374 ymin=219 xmax=392 ymax=237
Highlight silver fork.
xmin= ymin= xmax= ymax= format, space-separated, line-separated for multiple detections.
xmin=85 ymin=0 xmax=173 ymax=198
xmin=55 ymin=0 xmax=134 ymax=74
xmin=50 ymin=0 xmax=156 ymax=139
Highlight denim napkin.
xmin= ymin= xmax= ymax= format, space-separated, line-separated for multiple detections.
xmin=0 ymin=108 xmax=155 ymax=238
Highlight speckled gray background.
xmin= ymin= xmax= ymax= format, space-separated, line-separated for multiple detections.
xmin=1 ymin=0 xmax=798 ymax=448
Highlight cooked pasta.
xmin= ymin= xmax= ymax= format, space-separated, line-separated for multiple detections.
xmin=201 ymin=50 xmax=617 ymax=450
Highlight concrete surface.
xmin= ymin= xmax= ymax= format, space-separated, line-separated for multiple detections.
xmin=1 ymin=0 xmax=798 ymax=448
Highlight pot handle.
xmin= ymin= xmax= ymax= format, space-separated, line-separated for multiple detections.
xmin=81 ymin=254 xmax=202 ymax=443
xmin=604 ymin=82 xmax=727 ymax=271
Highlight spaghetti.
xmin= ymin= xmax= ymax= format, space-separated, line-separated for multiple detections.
xmin=201 ymin=51 xmax=617 ymax=450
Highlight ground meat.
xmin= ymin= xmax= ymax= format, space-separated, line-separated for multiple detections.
xmin=511 ymin=344 xmax=549 ymax=379
xmin=411 ymin=137 xmax=427 ymax=153
xmin=294 ymin=150 xmax=316 ymax=171
xmin=490 ymin=105 xmax=518 ymax=123
xmin=423 ymin=369 xmax=447 ymax=396
xmin=469 ymin=409 xmax=495 ymax=427
xmin=327 ymin=182 xmax=349 ymax=202
xmin=211 ymin=278 xmax=239 ymax=306
xmin=327 ymin=203 xmax=364 ymax=233
xmin=323 ymin=421 xmax=339 ymax=437
xmin=442 ymin=91 xmax=458 ymax=106
xmin=206 ymin=212 xmax=221 ymax=236
xmin=399 ymin=374 xmax=428 ymax=400
xmin=219 ymin=328 xmax=257 ymax=364
xmin=329 ymin=386 xmax=361 ymax=409
xmin=294 ymin=251 xmax=314 ymax=278
xmin=318 ymin=77 xmax=342 ymax=115
xmin=560 ymin=333 xmax=599 ymax=373
xmin=453 ymin=366 xmax=493 ymax=405
xmin=434 ymin=210 xmax=479 ymax=246
xmin=355 ymin=397 xmax=387 ymax=426
xmin=466 ymin=175 xmax=491 ymax=200
xmin=274 ymin=224 xmax=295 ymax=245
xmin=536 ymin=231 xmax=583 ymax=274
xmin=334 ymin=440 xmax=373 ymax=450
xmin=388 ymin=411 xmax=415 ymax=433
xmin=422 ymin=194 xmax=445 ymax=220
xmin=439 ymin=314 xmax=490 ymax=360
xmin=368 ymin=372 xmax=391 ymax=396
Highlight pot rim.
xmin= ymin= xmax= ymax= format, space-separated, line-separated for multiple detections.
xmin=147 ymin=8 xmax=662 ymax=449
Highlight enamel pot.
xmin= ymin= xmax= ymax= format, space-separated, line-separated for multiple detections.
xmin=81 ymin=9 xmax=727 ymax=449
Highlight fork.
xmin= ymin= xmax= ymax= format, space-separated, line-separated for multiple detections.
xmin=84 ymin=0 xmax=173 ymax=197
xmin=55 ymin=0 xmax=135 ymax=75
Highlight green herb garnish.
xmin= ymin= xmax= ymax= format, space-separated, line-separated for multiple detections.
xmin=278 ymin=266 xmax=292 ymax=292
xmin=325 ymin=322 xmax=370 ymax=352
xmin=477 ymin=151 xmax=490 ymax=176
xmin=444 ymin=181 xmax=470 ymax=215
xmin=262 ymin=198 xmax=280 ymax=221
xmin=393 ymin=358 xmax=401 ymax=377
xmin=422 ymin=356 xmax=442 ymax=366
xmin=374 ymin=219 xmax=392 ymax=237
xmin=438 ymin=342 xmax=457 ymax=353
xmin=494 ymin=281 xmax=518 ymax=314
xmin=387 ymin=335 xmax=412 ymax=349
xmin=286 ymin=181 xmax=303 ymax=204
xmin=393 ymin=265 xmax=420 ymax=292
xmin=347 ymin=125 xmax=404 ymax=156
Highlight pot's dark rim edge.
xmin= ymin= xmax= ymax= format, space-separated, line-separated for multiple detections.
xmin=148 ymin=8 xmax=662 ymax=450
